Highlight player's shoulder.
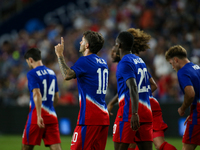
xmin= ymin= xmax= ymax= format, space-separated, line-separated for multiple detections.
xmin=178 ymin=62 xmax=195 ymax=75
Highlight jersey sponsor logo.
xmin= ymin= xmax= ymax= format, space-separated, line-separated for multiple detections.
xmin=192 ymin=65 xmax=200 ymax=70
xmin=95 ymin=58 xmax=107 ymax=64
xmin=133 ymin=58 xmax=144 ymax=64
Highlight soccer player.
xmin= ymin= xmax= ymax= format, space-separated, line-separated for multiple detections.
xmin=54 ymin=31 xmax=110 ymax=150
xmin=110 ymin=31 xmax=153 ymax=150
xmin=127 ymin=28 xmax=177 ymax=150
xmin=22 ymin=48 xmax=61 ymax=150
xmin=108 ymin=28 xmax=177 ymax=150
xmin=165 ymin=45 xmax=200 ymax=150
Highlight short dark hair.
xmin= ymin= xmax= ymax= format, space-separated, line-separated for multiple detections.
xmin=24 ymin=48 xmax=41 ymax=61
xmin=117 ymin=31 xmax=134 ymax=51
xmin=83 ymin=30 xmax=104 ymax=54
xmin=165 ymin=45 xmax=187 ymax=61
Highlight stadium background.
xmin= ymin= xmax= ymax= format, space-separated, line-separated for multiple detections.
xmin=0 ymin=0 xmax=199 ymax=149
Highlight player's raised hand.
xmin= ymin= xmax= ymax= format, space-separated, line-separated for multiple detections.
xmin=37 ymin=116 xmax=45 ymax=128
xmin=55 ymin=37 xmax=64 ymax=57
xmin=130 ymin=113 xmax=140 ymax=131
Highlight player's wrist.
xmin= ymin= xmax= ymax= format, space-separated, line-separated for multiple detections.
xmin=132 ymin=112 xmax=138 ymax=115
xmin=57 ymin=54 xmax=64 ymax=58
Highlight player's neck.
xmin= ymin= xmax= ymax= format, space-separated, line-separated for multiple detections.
xmin=120 ymin=50 xmax=132 ymax=59
xmin=180 ymin=58 xmax=190 ymax=69
xmin=83 ymin=49 xmax=92 ymax=56
xmin=32 ymin=60 xmax=43 ymax=69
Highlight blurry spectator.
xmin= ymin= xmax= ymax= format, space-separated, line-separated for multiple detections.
xmin=1 ymin=0 xmax=200 ymax=106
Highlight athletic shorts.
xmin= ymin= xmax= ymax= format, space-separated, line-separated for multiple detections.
xmin=22 ymin=123 xmax=61 ymax=146
xmin=113 ymin=121 xmax=153 ymax=143
xmin=70 ymin=125 xmax=109 ymax=150
xmin=182 ymin=123 xmax=200 ymax=145
xmin=153 ymin=130 xmax=164 ymax=139
xmin=152 ymin=111 xmax=168 ymax=131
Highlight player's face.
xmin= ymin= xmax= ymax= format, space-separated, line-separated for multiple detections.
xmin=26 ymin=59 xmax=33 ymax=69
xmin=111 ymin=45 xmax=120 ymax=63
xmin=79 ymin=36 xmax=87 ymax=53
xmin=169 ymin=57 xmax=179 ymax=72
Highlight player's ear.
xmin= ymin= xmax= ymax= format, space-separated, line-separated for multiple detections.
xmin=85 ymin=42 xmax=89 ymax=49
xmin=29 ymin=57 xmax=34 ymax=63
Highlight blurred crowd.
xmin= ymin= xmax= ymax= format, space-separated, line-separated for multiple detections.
xmin=0 ymin=0 xmax=200 ymax=106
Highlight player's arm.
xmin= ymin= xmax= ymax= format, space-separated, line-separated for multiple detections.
xmin=33 ymin=88 xmax=45 ymax=128
xmin=178 ymin=85 xmax=195 ymax=116
xmin=126 ymin=77 xmax=140 ymax=131
xmin=53 ymin=92 xmax=59 ymax=107
xmin=149 ymin=77 xmax=157 ymax=93
xmin=55 ymin=37 xmax=76 ymax=80
xmin=107 ymin=94 xmax=118 ymax=116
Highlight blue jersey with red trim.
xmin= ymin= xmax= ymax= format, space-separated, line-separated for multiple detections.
xmin=71 ymin=54 xmax=110 ymax=125
xmin=116 ymin=54 xmax=152 ymax=123
xmin=27 ymin=66 xmax=58 ymax=124
xmin=178 ymin=62 xmax=200 ymax=125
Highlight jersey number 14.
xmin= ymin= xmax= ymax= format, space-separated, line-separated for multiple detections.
xmin=42 ymin=79 xmax=55 ymax=101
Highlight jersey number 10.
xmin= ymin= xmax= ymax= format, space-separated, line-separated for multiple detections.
xmin=42 ymin=79 xmax=55 ymax=101
xmin=96 ymin=68 xmax=108 ymax=94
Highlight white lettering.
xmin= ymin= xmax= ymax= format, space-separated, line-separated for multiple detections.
xmin=41 ymin=70 xmax=48 ymax=75
xmin=133 ymin=58 xmax=144 ymax=64
xmin=95 ymin=58 xmax=107 ymax=64
xmin=192 ymin=65 xmax=200 ymax=70
xmin=36 ymin=71 xmax=42 ymax=76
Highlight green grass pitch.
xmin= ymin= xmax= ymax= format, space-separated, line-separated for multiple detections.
xmin=0 ymin=135 xmax=184 ymax=150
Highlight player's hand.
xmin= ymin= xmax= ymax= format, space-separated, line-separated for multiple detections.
xmin=55 ymin=37 xmax=64 ymax=57
xmin=178 ymin=107 xmax=185 ymax=116
xmin=130 ymin=113 xmax=140 ymax=131
xmin=184 ymin=116 xmax=190 ymax=125
xmin=37 ymin=116 xmax=45 ymax=128
xmin=107 ymin=103 xmax=113 ymax=116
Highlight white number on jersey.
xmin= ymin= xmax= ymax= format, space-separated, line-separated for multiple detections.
xmin=113 ymin=124 xmax=117 ymax=134
xmin=138 ymin=68 xmax=149 ymax=93
xmin=42 ymin=79 xmax=55 ymax=101
xmin=96 ymin=68 xmax=108 ymax=94
xmin=72 ymin=132 xmax=78 ymax=143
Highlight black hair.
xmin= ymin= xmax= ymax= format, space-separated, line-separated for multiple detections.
xmin=83 ymin=30 xmax=104 ymax=54
xmin=117 ymin=31 xmax=134 ymax=51
xmin=24 ymin=48 xmax=41 ymax=61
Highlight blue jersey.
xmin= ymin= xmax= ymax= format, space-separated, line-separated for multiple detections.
xmin=178 ymin=62 xmax=200 ymax=125
xmin=27 ymin=65 xmax=58 ymax=124
xmin=71 ymin=54 xmax=110 ymax=125
xmin=116 ymin=54 xmax=152 ymax=122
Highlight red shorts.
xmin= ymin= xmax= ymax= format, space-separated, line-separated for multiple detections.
xmin=70 ymin=125 xmax=109 ymax=150
xmin=113 ymin=121 xmax=153 ymax=143
xmin=182 ymin=123 xmax=200 ymax=145
xmin=152 ymin=111 xmax=168 ymax=131
xmin=153 ymin=130 xmax=164 ymax=138
xmin=22 ymin=123 xmax=61 ymax=146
